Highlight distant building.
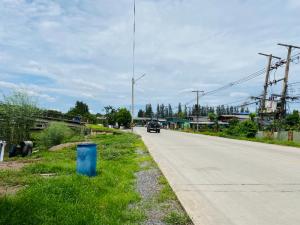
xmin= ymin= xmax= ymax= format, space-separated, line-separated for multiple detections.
xmin=219 ymin=114 xmax=250 ymax=122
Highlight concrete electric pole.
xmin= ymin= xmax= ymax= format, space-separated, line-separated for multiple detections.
xmin=278 ymin=43 xmax=300 ymax=118
xmin=192 ymin=90 xmax=204 ymax=132
xmin=258 ymin=53 xmax=281 ymax=124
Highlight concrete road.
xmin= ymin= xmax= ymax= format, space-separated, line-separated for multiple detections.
xmin=135 ymin=127 xmax=300 ymax=225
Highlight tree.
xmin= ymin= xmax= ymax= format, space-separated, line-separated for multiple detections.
xmin=160 ymin=104 xmax=165 ymax=118
xmin=184 ymin=105 xmax=188 ymax=118
xmin=116 ymin=108 xmax=132 ymax=128
xmin=168 ymin=104 xmax=173 ymax=117
xmin=285 ymin=110 xmax=300 ymax=128
xmin=178 ymin=103 xmax=182 ymax=115
xmin=67 ymin=101 xmax=89 ymax=117
xmin=156 ymin=104 xmax=160 ymax=118
xmin=104 ymin=106 xmax=117 ymax=125
xmin=249 ymin=113 xmax=256 ymax=122
xmin=226 ymin=119 xmax=258 ymax=138
xmin=164 ymin=107 xmax=169 ymax=118
xmin=0 ymin=91 xmax=40 ymax=146
xmin=137 ymin=109 xmax=145 ymax=118
xmin=43 ymin=109 xmax=64 ymax=119
xmin=240 ymin=106 xmax=245 ymax=113
xmin=208 ymin=112 xmax=217 ymax=122
xmin=145 ymin=104 xmax=153 ymax=118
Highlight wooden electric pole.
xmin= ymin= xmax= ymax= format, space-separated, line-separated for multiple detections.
xmin=278 ymin=43 xmax=300 ymax=118
xmin=192 ymin=90 xmax=204 ymax=132
xmin=258 ymin=53 xmax=281 ymax=125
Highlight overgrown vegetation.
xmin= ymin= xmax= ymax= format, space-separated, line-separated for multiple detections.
xmin=226 ymin=119 xmax=258 ymax=138
xmin=0 ymin=133 xmax=145 ymax=225
xmin=36 ymin=122 xmax=84 ymax=149
xmin=0 ymin=92 xmax=40 ymax=146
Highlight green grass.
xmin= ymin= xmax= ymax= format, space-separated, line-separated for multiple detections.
xmin=182 ymin=129 xmax=300 ymax=148
xmin=158 ymin=176 xmax=177 ymax=202
xmin=0 ymin=133 xmax=145 ymax=225
xmin=163 ymin=211 xmax=191 ymax=225
xmin=87 ymin=124 xmax=120 ymax=134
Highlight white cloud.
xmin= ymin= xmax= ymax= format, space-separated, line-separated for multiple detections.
xmin=0 ymin=0 xmax=299 ymax=112
xmin=0 ymin=81 xmax=56 ymax=102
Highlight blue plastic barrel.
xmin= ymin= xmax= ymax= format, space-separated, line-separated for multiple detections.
xmin=76 ymin=143 xmax=97 ymax=177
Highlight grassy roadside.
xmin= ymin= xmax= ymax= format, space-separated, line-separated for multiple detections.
xmin=0 ymin=131 xmax=192 ymax=225
xmin=181 ymin=129 xmax=300 ymax=148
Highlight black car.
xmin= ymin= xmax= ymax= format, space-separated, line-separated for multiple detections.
xmin=147 ymin=121 xmax=161 ymax=133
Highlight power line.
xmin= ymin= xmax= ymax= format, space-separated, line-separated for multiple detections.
xmin=202 ymin=52 xmax=300 ymax=98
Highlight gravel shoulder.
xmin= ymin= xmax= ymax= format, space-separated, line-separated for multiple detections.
xmin=135 ymin=148 xmax=193 ymax=225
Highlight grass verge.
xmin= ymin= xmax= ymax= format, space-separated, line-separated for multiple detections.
xmin=0 ymin=131 xmax=193 ymax=225
xmin=0 ymin=132 xmax=144 ymax=225
xmin=181 ymin=129 xmax=300 ymax=148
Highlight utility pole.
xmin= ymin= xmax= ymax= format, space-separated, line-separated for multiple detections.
xmin=278 ymin=43 xmax=300 ymax=118
xmin=192 ymin=90 xmax=204 ymax=132
xmin=131 ymin=0 xmax=136 ymax=131
xmin=131 ymin=74 xmax=146 ymax=130
xmin=258 ymin=53 xmax=281 ymax=125
xmin=131 ymin=77 xmax=135 ymax=127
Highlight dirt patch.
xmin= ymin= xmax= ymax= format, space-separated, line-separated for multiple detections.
xmin=49 ymin=142 xmax=90 ymax=151
xmin=0 ymin=185 xmax=23 ymax=196
xmin=0 ymin=161 xmax=27 ymax=171
xmin=0 ymin=159 xmax=40 ymax=171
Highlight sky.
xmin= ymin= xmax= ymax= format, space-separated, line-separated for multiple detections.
xmin=0 ymin=0 xmax=300 ymax=114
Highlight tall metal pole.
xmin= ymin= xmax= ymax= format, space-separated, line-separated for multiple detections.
xmin=258 ymin=53 xmax=281 ymax=126
xmin=196 ymin=91 xmax=199 ymax=132
xmin=131 ymin=0 xmax=136 ymax=131
xmin=131 ymin=78 xmax=134 ymax=128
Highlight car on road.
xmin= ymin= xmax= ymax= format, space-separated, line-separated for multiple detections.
xmin=147 ymin=121 xmax=161 ymax=133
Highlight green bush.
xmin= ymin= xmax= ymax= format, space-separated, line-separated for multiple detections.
xmin=37 ymin=122 xmax=73 ymax=149
xmin=116 ymin=108 xmax=132 ymax=128
xmin=226 ymin=120 xmax=258 ymax=138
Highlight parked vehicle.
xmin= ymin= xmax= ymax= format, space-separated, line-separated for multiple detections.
xmin=72 ymin=116 xmax=81 ymax=124
xmin=147 ymin=121 xmax=161 ymax=133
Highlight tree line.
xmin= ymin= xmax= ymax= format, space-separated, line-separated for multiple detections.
xmin=138 ymin=103 xmax=250 ymax=118
xmin=0 ymin=92 xmax=133 ymax=147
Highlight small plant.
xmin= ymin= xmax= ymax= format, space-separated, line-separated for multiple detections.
xmin=37 ymin=122 xmax=73 ymax=149
xmin=163 ymin=211 xmax=191 ymax=225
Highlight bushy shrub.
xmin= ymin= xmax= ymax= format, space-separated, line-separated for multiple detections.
xmin=37 ymin=122 xmax=73 ymax=149
xmin=116 ymin=108 xmax=132 ymax=128
xmin=226 ymin=120 xmax=258 ymax=138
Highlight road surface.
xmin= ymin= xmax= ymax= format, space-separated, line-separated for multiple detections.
xmin=135 ymin=127 xmax=300 ymax=225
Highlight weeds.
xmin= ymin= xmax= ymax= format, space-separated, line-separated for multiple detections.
xmin=163 ymin=211 xmax=191 ymax=225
